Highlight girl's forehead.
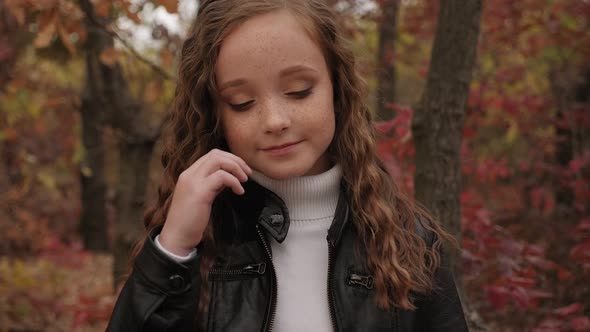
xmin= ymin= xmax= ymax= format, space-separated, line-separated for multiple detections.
xmin=221 ymin=11 xmax=314 ymax=52
xmin=215 ymin=10 xmax=326 ymax=78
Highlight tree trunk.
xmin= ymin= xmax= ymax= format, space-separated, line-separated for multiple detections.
xmin=0 ymin=1 xmax=20 ymax=89
xmin=547 ymin=66 xmax=590 ymax=307
xmin=549 ymin=69 xmax=574 ymax=212
xmin=80 ymin=0 xmax=161 ymax=286
xmin=79 ymin=91 xmax=108 ymax=252
xmin=575 ymin=69 xmax=590 ymax=154
xmin=376 ymin=0 xmax=399 ymax=121
xmin=411 ymin=0 xmax=482 ymax=289
xmin=78 ymin=4 xmax=110 ymax=252
xmin=106 ymin=65 xmax=161 ymax=287
xmin=113 ymin=139 xmax=156 ymax=285
xmin=0 ymin=1 xmax=22 ymax=191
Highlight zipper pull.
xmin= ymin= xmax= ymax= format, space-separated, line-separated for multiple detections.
xmin=242 ymin=263 xmax=266 ymax=274
xmin=348 ymin=273 xmax=374 ymax=289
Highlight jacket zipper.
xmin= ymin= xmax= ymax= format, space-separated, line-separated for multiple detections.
xmin=394 ymin=307 xmax=399 ymax=332
xmin=348 ymin=273 xmax=374 ymax=289
xmin=209 ymin=263 xmax=266 ymax=277
xmin=257 ymin=225 xmax=277 ymax=332
xmin=327 ymin=241 xmax=337 ymax=332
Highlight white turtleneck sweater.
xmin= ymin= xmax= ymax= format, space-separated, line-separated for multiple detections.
xmin=156 ymin=164 xmax=342 ymax=331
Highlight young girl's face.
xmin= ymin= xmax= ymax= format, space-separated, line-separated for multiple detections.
xmin=215 ymin=9 xmax=336 ymax=180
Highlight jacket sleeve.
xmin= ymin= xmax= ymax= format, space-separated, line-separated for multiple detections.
xmin=415 ymin=250 xmax=469 ymax=332
xmin=106 ymin=228 xmax=202 ymax=331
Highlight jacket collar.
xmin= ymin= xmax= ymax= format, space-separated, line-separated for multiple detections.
xmin=227 ymin=179 xmax=351 ymax=246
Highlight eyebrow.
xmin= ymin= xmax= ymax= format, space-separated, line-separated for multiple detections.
xmin=218 ymin=65 xmax=318 ymax=92
xmin=279 ymin=64 xmax=318 ymax=77
xmin=219 ymin=78 xmax=248 ymax=92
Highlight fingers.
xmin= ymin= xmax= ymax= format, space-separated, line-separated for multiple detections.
xmin=190 ymin=149 xmax=252 ymax=181
xmin=163 ymin=150 xmax=250 ymax=252
xmin=180 ymin=149 xmax=252 ymax=197
xmin=198 ymin=155 xmax=250 ymax=182
xmin=210 ymin=149 xmax=252 ymax=175
xmin=210 ymin=169 xmax=245 ymax=195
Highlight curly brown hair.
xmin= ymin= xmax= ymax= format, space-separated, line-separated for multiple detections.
xmin=131 ymin=0 xmax=455 ymax=318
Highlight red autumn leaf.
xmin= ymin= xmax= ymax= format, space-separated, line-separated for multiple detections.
xmin=527 ymin=290 xmax=553 ymax=300
xmin=575 ymin=218 xmax=590 ymax=233
xmin=486 ymin=286 xmax=510 ymax=310
xmin=530 ymin=187 xmax=545 ymax=210
xmin=543 ymin=194 xmax=555 ymax=216
xmin=533 ymin=317 xmax=562 ymax=330
xmin=570 ymin=316 xmax=590 ymax=331
xmin=553 ymin=303 xmax=583 ymax=317
xmin=72 ymin=311 xmax=90 ymax=329
xmin=58 ymin=22 xmax=76 ymax=55
xmin=570 ymin=241 xmax=590 ymax=261
xmin=508 ymin=276 xmax=536 ymax=288
xmin=158 ymin=0 xmax=178 ymax=13
xmin=99 ymin=47 xmax=121 ymax=66
xmin=569 ymin=157 xmax=585 ymax=173
xmin=464 ymin=125 xmax=476 ymax=139
xmin=34 ymin=12 xmax=57 ymax=48
xmin=121 ymin=0 xmax=142 ymax=24
xmin=524 ymin=244 xmax=545 ymax=256
xmin=94 ymin=0 xmax=112 ymax=17
xmin=374 ymin=119 xmax=396 ymax=135
xmin=511 ymin=286 xmax=530 ymax=309
xmin=558 ymin=267 xmax=574 ymax=281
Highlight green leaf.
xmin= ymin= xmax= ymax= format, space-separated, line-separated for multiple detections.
xmin=37 ymin=170 xmax=57 ymax=191
xmin=560 ymin=13 xmax=579 ymax=31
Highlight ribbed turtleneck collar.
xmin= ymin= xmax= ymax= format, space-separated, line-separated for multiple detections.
xmin=250 ymin=164 xmax=342 ymax=221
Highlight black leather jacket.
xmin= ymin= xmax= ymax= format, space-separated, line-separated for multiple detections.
xmin=107 ymin=181 xmax=468 ymax=331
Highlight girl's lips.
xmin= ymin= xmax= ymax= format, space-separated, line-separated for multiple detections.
xmin=261 ymin=141 xmax=301 ymax=156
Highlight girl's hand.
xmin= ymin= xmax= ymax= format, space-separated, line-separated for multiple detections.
xmin=159 ymin=149 xmax=252 ymax=256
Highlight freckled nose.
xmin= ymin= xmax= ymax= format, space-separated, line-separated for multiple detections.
xmin=261 ymin=98 xmax=291 ymax=134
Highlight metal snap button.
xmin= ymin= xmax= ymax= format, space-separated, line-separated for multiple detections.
xmin=169 ymin=274 xmax=185 ymax=290
xmin=270 ymin=214 xmax=284 ymax=227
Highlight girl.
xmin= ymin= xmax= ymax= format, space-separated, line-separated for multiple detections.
xmin=107 ymin=0 xmax=468 ymax=331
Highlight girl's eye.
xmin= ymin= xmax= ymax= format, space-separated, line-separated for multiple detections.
xmin=286 ymin=88 xmax=313 ymax=99
xmin=229 ymin=100 xmax=254 ymax=111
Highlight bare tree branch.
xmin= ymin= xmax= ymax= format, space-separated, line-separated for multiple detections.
xmin=110 ymin=27 xmax=176 ymax=81
xmin=79 ymin=0 xmax=176 ymax=81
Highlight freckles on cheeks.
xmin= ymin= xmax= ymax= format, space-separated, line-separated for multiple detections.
xmin=220 ymin=114 xmax=253 ymax=155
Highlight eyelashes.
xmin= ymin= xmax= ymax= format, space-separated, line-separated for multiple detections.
xmin=229 ymin=100 xmax=255 ymax=112
xmin=286 ymin=87 xmax=313 ymax=99
xmin=228 ymin=87 xmax=313 ymax=111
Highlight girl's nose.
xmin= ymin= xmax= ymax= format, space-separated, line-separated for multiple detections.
xmin=261 ymin=98 xmax=291 ymax=134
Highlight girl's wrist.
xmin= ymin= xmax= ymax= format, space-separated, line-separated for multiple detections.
xmin=155 ymin=234 xmax=197 ymax=262
xmin=159 ymin=229 xmax=200 ymax=257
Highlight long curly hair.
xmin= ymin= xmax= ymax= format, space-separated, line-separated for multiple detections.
xmin=131 ymin=0 xmax=455 ymax=319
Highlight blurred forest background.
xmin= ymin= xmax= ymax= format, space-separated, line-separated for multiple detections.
xmin=0 ymin=0 xmax=589 ymax=331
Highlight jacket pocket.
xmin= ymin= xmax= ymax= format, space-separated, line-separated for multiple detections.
xmin=208 ymin=262 xmax=266 ymax=281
